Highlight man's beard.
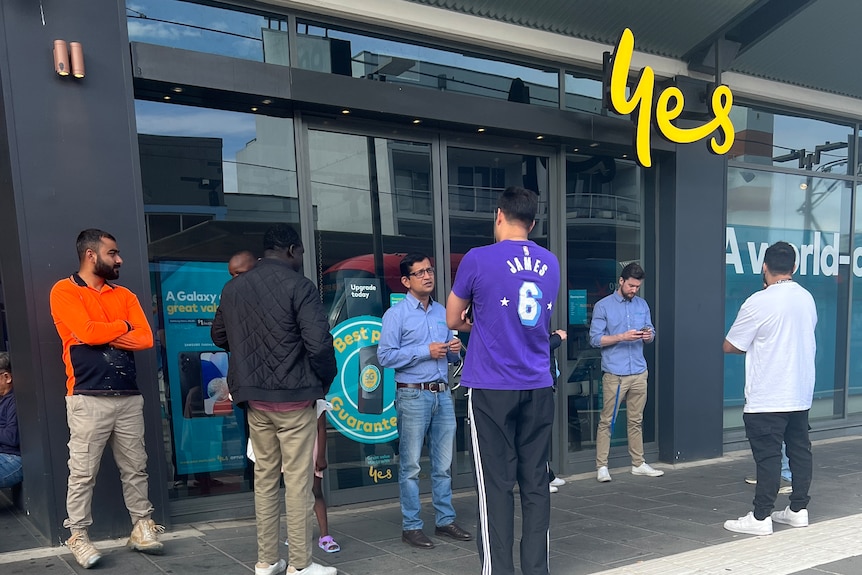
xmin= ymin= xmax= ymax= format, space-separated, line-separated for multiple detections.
xmin=94 ymin=257 xmax=120 ymax=280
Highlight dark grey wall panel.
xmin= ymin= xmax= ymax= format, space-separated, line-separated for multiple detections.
xmin=0 ymin=0 xmax=168 ymax=541
xmin=656 ymin=133 xmax=727 ymax=462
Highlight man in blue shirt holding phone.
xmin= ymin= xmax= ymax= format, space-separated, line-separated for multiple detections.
xmin=590 ymin=262 xmax=664 ymax=483
xmin=378 ymin=253 xmax=473 ymax=549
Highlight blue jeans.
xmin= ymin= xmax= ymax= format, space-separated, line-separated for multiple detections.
xmin=781 ymin=444 xmax=792 ymax=481
xmin=0 ymin=453 xmax=23 ymax=488
xmin=396 ymin=387 xmax=456 ymax=531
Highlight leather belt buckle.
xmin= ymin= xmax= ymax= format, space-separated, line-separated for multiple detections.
xmin=428 ymin=382 xmax=447 ymax=392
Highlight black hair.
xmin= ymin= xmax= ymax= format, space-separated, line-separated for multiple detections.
xmin=497 ymin=186 xmax=538 ymax=228
xmin=263 ymin=224 xmax=301 ymax=251
xmin=76 ymin=229 xmax=116 ymax=262
xmin=620 ymin=262 xmax=645 ymax=281
xmin=400 ymin=253 xmax=430 ymax=278
xmin=764 ymin=241 xmax=796 ymax=275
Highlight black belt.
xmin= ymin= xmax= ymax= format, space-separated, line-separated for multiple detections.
xmin=397 ymin=381 xmax=448 ymax=392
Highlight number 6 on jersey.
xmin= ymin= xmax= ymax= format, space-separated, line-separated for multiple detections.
xmin=518 ymin=281 xmax=542 ymax=326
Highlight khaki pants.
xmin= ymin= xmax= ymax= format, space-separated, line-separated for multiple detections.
xmin=64 ymin=395 xmax=154 ymax=530
xmin=595 ymin=371 xmax=648 ymax=469
xmin=248 ymin=404 xmax=316 ymax=568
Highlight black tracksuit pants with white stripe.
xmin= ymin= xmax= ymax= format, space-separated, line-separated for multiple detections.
xmin=468 ymin=386 xmax=555 ymax=575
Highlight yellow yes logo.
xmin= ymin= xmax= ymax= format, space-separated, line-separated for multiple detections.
xmin=606 ymin=28 xmax=735 ymax=168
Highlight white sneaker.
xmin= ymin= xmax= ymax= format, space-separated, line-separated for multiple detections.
xmin=631 ymin=462 xmax=664 ymax=477
xmin=549 ymin=484 xmax=558 ymax=493
xmin=256 ymin=559 xmax=287 ymax=575
xmin=771 ymin=506 xmax=809 ymax=527
xmin=550 ymin=477 xmax=566 ymax=487
xmin=597 ymin=466 xmax=612 ymax=482
xmin=724 ymin=512 xmax=773 ymax=536
xmin=287 ymin=562 xmax=337 ymax=575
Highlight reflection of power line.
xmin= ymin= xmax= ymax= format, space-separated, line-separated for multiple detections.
xmin=351 ymin=55 xmax=559 ymax=107
xmin=127 ymin=13 xmax=265 ymax=42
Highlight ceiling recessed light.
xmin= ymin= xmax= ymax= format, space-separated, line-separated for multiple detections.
xmin=573 ymin=148 xmax=579 ymax=152
xmin=163 ymin=95 xmax=171 ymax=100
xmin=172 ymin=87 xmax=183 ymax=93
xmin=261 ymin=99 xmax=272 ymax=105
xmin=589 ymin=142 xmax=600 ymax=148
xmin=341 ymin=109 xmax=350 ymax=115
xmin=536 ymin=135 xmax=544 ymax=140
xmin=412 ymin=119 xmax=421 ymax=124
xmin=622 ymin=154 xmax=628 ymax=158
xmin=477 ymin=127 xmax=486 ymax=133
xmin=251 ymin=107 xmax=258 ymax=112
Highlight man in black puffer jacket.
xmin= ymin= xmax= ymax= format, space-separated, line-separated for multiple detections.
xmin=212 ymin=223 xmax=337 ymax=575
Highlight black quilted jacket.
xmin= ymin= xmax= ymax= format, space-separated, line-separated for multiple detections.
xmin=211 ymin=257 xmax=337 ymax=405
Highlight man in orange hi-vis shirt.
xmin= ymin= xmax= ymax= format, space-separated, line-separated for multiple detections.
xmin=49 ymin=229 xmax=164 ymax=569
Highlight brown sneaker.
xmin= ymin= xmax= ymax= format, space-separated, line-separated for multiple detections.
xmin=66 ymin=530 xmax=102 ymax=569
xmin=127 ymin=518 xmax=165 ymax=554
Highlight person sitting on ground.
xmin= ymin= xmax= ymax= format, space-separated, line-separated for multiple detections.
xmin=0 ymin=352 xmax=23 ymax=489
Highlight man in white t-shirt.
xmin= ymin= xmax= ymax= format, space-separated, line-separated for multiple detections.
xmin=722 ymin=241 xmax=817 ymax=536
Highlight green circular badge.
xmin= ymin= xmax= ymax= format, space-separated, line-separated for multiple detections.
xmin=360 ymin=365 xmax=381 ymax=392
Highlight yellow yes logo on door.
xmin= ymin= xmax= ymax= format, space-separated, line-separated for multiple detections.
xmin=605 ymin=28 xmax=735 ymax=168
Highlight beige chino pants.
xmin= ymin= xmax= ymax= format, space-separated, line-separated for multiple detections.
xmin=64 ymin=394 xmax=154 ymax=530
xmin=247 ymin=404 xmax=316 ymax=568
xmin=595 ymin=371 xmax=648 ymax=469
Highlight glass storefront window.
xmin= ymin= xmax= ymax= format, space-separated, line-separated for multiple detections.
xmin=136 ymin=100 xmax=299 ymax=499
xmin=728 ymin=106 xmax=854 ymax=174
xmin=309 ymin=129 xmax=437 ymax=493
xmin=297 ymin=22 xmax=559 ymax=107
xmin=564 ymin=73 xmax=603 ymax=115
xmin=848 ymin=180 xmax=862 ymax=415
xmin=562 ymin=155 xmax=644 ymax=455
xmin=127 ymin=0 xmax=290 ymax=64
xmin=446 ymin=146 xmax=550 ymax=472
xmin=724 ymin=166 xmax=852 ymax=428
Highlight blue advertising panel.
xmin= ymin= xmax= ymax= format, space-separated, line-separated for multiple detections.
xmin=156 ymin=261 xmax=247 ymax=475
xmin=568 ymin=289 xmax=587 ymax=325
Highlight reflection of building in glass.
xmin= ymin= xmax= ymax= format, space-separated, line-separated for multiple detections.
xmin=232 ymin=117 xmax=300 ymax=222
xmin=138 ymin=134 xmax=226 ymax=243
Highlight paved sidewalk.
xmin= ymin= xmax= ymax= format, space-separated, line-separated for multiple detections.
xmin=1 ymin=435 xmax=861 ymax=574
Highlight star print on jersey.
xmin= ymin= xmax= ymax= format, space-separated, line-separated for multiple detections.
xmin=500 ymin=297 xmax=510 ymax=306
xmin=547 ymin=302 xmax=553 ymax=310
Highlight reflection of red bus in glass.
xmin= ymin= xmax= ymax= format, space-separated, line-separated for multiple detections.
xmin=322 ymin=253 xmax=463 ymax=327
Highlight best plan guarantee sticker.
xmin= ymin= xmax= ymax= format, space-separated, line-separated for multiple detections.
xmin=327 ymin=315 xmax=397 ymax=444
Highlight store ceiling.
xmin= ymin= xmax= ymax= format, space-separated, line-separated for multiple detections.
xmin=407 ymin=0 xmax=859 ymax=101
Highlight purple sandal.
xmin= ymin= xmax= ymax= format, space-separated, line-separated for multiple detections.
xmin=318 ymin=535 xmax=341 ymax=553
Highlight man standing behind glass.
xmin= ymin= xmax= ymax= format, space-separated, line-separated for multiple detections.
xmin=590 ymin=262 xmax=664 ymax=483
xmin=378 ymin=253 xmax=473 ymax=549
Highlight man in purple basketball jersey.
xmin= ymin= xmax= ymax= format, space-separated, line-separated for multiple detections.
xmin=447 ymin=186 xmax=560 ymax=575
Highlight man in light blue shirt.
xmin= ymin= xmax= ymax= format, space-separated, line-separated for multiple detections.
xmin=589 ymin=262 xmax=663 ymax=483
xmin=378 ymin=253 xmax=473 ymax=549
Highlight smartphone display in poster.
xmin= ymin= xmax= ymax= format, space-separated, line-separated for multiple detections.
xmin=156 ymin=261 xmax=246 ymax=475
